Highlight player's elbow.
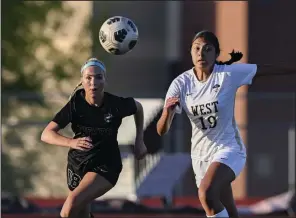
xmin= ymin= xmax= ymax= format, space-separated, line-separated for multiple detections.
xmin=41 ymin=122 xmax=60 ymax=143
xmin=157 ymin=128 xmax=167 ymax=136
xmin=40 ymin=129 xmax=48 ymax=143
xmin=41 ymin=129 xmax=51 ymax=143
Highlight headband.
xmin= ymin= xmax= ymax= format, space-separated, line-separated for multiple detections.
xmin=80 ymin=61 xmax=106 ymax=74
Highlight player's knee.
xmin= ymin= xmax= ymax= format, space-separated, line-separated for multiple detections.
xmin=60 ymin=194 xmax=81 ymax=217
xmin=198 ymin=183 xmax=218 ymax=204
xmin=60 ymin=210 xmax=69 ymax=218
xmin=60 ymin=209 xmax=70 ymax=218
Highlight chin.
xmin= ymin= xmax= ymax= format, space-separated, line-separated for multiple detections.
xmin=196 ymin=63 xmax=208 ymax=69
xmin=92 ymin=92 xmax=103 ymax=98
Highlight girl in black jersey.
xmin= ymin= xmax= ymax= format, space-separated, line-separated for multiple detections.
xmin=41 ymin=58 xmax=147 ymax=218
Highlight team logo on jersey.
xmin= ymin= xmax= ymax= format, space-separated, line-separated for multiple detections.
xmin=212 ymin=84 xmax=220 ymax=92
xmin=67 ymin=169 xmax=81 ymax=189
xmin=104 ymin=112 xmax=113 ymax=123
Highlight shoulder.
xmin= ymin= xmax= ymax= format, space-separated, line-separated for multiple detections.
xmin=213 ymin=63 xmax=257 ymax=74
xmin=105 ymin=92 xmax=137 ymax=116
xmin=105 ymin=92 xmax=126 ymax=100
xmin=104 ymin=92 xmax=135 ymax=103
xmin=211 ymin=64 xmax=229 ymax=74
xmin=170 ymin=68 xmax=194 ymax=88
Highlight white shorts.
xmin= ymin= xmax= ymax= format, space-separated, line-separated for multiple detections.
xmin=192 ymin=148 xmax=246 ymax=188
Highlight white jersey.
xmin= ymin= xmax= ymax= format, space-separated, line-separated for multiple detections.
xmin=165 ymin=63 xmax=257 ymax=161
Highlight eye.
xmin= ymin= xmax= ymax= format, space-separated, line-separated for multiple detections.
xmin=86 ymin=76 xmax=91 ymax=80
xmin=95 ymin=74 xmax=103 ymax=80
xmin=204 ymin=45 xmax=213 ymax=52
xmin=191 ymin=46 xmax=199 ymax=52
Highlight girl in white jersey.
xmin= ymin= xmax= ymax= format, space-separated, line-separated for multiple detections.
xmin=157 ymin=30 xmax=255 ymax=218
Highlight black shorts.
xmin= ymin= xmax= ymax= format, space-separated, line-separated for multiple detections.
xmin=66 ymin=159 xmax=122 ymax=191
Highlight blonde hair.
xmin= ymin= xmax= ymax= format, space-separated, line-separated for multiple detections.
xmin=68 ymin=82 xmax=82 ymax=100
xmin=68 ymin=58 xmax=106 ymax=100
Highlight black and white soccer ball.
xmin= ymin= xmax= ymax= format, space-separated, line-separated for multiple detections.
xmin=99 ymin=16 xmax=139 ymax=55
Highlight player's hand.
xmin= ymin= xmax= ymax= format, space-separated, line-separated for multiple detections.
xmin=134 ymin=136 xmax=147 ymax=160
xmin=164 ymin=97 xmax=180 ymax=112
xmin=69 ymin=137 xmax=93 ymax=151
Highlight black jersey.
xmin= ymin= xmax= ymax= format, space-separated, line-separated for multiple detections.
xmin=52 ymin=89 xmax=137 ymax=171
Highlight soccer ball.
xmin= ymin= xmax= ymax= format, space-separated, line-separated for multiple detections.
xmin=99 ymin=16 xmax=139 ymax=55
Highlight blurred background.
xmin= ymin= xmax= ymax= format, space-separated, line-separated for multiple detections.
xmin=2 ymin=0 xmax=296 ymax=217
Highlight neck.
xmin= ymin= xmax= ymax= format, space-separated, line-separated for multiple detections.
xmin=85 ymin=92 xmax=104 ymax=107
xmin=194 ymin=65 xmax=214 ymax=82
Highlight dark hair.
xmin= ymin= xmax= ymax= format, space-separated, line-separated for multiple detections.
xmin=192 ymin=30 xmax=243 ymax=65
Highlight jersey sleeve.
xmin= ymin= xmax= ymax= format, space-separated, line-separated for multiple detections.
xmin=119 ymin=97 xmax=137 ymax=118
xmin=164 ymin=78 xmax=182 ymax=114
xmin=52 ymin=101 xmax=73 ymax=129
xmin=228 ymin=63 xmax=257 ymax=88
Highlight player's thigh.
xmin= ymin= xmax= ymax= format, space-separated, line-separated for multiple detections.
xmin=199 ymin=161 xmax=234 ymax=193
xmin=199 ymin=149 xmax=246 ymax=193
xmin=212 ymin=149 xmax=246 ymax=182
xmin=69 ymin=172 xmax=114 ymax=207
xmin=192 ymin=159 xmax=232 ymax=189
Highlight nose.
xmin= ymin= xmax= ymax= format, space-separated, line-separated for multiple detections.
xmin=196 ymin=48 xmax=204 ymax=57
xmin=88 ymin=79 xmax=97 ymax=88
xmin=92 ymin=77 xmax=98 ymax=84
xmin=90 ymin=78 xmax=103 ymax=88
xmin=199 ymin=47 xmax=206 ymax=57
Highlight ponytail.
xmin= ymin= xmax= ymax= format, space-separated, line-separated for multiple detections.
xmin=216 ymin=50 xmax=243 ymax=65
xmin=69 ymin=82 xmax=82 ymax=100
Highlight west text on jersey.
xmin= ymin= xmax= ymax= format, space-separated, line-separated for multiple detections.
xmin=191 ymin=101 xmax=219 ymax=116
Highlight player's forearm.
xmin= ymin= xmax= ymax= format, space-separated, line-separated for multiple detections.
xmin=41 ymin=130 xmax=72 ymax=148
xmin=156 ymin=109 xmax=174 ymax=136
xmin=134 ymin=101 xmax=144 ymax=139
